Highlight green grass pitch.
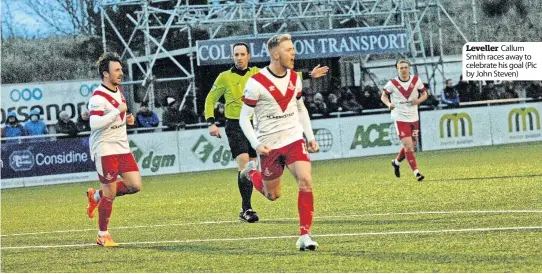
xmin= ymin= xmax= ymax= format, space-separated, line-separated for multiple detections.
xmin=2 ymin=142 xmax=542 ymax=272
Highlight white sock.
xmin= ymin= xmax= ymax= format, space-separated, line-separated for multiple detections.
xmin=394 ymin=159 xmax=401 ymax=166
xmin=94 ymin=190 xmax=101 ymax=202
xmin=413 ymin=169 xmax=420 ymax=175
xmin=98 ymin=230 xmax=109 ymax=237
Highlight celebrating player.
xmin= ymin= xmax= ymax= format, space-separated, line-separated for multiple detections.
xmin=86 ymin=52 xmax=142 ymax=247
xmin=238 ymin=34 xmax=319 ymax=251
xmin=381 ymin=59 xmax=428 ymax=181
xmin=204 ymin=42 xmax=328 ymax=223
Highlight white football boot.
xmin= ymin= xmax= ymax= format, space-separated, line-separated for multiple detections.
xmin=296 ymin=234 xmax=318 ymax=251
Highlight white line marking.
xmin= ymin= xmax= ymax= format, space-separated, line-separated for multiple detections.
xmin=2 ymin=210 xmax=542 ymax=237
xmin=3 ymin=226 xmax=542 ymax=250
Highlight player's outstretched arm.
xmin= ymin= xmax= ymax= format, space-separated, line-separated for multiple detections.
xmin=89 ymin=97 xmax=121 ymax=130
xmin=310 ymin=64 xmax=329 ymax=79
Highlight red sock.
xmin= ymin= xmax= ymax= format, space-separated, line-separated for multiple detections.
xmin=405 ymin=151 xmax=418 ymax=171
xmin=396 ymin=147 xmax=406 ymax=162
xmin=298 ymin=191 xmax=314 ymax=235
xmin=248 ymin=170 xmax=264 ymax=194
xmin=98 ymin=197 xmax=114 ymax=232
xmin=115 ymin=181 xmax=130 ymax=196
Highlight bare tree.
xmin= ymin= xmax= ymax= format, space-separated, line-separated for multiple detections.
xmin=23 ymin=0 xmax=99 ymax=36
xmin=1 ymin=0 xmax=16 ymax=38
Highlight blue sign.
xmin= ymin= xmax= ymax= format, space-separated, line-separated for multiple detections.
xmin=1 ymin=138 xmax=95 ymax=179
xmin=10 ymin=88 xmax=43 ymax=102
xmin=196 ymin=29 xmax=409 ymax=65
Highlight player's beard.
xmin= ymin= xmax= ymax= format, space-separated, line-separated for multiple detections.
xmin=112 ymin=76 xmax=122 ymax=86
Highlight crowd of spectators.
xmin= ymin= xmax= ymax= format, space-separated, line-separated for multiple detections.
xmin=439 ymin=76 xmax=542 ymax=108
xmin=302 ymin=76 xmax=542 ymax=116
xmin=3 ymin=77 xmax=542 ymax=141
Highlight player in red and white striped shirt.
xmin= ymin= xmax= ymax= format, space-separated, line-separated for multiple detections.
xmin=239 ymin=34 xmax=319 ymax=251
xmin=86 ymin=52 xmax=142 ymax=247
xmin=381 ymin=59 xmax=428 ymax=181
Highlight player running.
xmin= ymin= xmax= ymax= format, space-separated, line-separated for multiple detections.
xmin=204 ymin=42 xmax=328 ymax=223
xmin=239 ymin=34 xmax=319 ymax=251
xmin=86 ymin=52 xmax=142 ymax=247
xmin=381 ymin=59 xmax=428 ymax=181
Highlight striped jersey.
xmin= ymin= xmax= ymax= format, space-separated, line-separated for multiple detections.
xmin=383 ymin=75 xmax=426 ymax=122
xmin=88 ymin=84 xmax=129 ymax=160
xmin=242 ymin=67 xmax=304 ymax=149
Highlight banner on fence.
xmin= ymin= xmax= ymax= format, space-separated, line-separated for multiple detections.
xmin=1 ymin=80 xmax=100 ymax=125
xmin=128 ymin=132 xmax=181 ymax=176
xmin=420 ymin=107 xmax=493 ymax=151
xmin=178 ymin=128 xmax=238 ymax=172
xmin=490 ymin=102 xmax=542 ymax=145
xmin=196 ymin=29 xmax=408 ymax=65
xmin=339 ymin=114 xmax=403 ymax=158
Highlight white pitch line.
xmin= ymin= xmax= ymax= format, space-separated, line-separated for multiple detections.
xmin=3 ymin=209 xmax=542 ymax=237
xmin=3 ymin=226 xmax=542 ymax=250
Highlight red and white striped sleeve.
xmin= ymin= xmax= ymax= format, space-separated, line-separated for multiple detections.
xmin=242 ymin=78 xmax=260 ymax=107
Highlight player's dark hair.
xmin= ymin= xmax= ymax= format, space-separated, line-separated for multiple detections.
xmin=395 ymin=59 xmax=410 ymax=67
xmin=232 ymin=42 xmax=250 ymax=54
xmin=97 ymin=52 xmax=122 ymax=79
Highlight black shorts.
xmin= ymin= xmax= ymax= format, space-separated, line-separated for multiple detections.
xmin=225 ymin=119 xmax=257 ymax=159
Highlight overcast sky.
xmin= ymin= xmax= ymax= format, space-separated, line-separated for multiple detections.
xmin=2 ymin=0 xmax=73 ymax=38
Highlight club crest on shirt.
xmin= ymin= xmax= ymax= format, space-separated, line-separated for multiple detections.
xmin=105 ymin=173 xmax=113 ymax=181
xmin=288 ymin=81 xmax=295 ymax=91
xmin=263 ymin=167 xmax=272 ymax=177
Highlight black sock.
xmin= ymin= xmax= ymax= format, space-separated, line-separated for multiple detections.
xmin=238 ymin=171 xmax=253 ymax=211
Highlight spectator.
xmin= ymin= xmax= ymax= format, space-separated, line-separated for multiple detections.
xmin=488 ymin=82 xmax=506 ymax=100
xmin=162 ymin=97 xmax=183 ymax=131
xmin=179 ymin=100 xmax=199 ymax=126
xmin=214 ymin=102 xmax=226 ymax=126
xmin=441 ymin=79 xmax=460 ymax=107
xmin=309 ymin=92 xmax=328 ymax=117
xmin=360 ymin=89 xmax=381 ymax=110
xmin=327 ymin=93 xmax=340 ymax=112
xmin=303 ymin=93 xmax=315 ymax=116
xmin=340 ymin=87 xmax=363 ymax=113
xmin=455 ymin=75 xmax=472 ymax=102
xmin=136 ymin=101 xmax=160 ymax=128
xmin=503 ymin=81 xmax=519 ymax=99
xmin=1 ymin=111 xmax=26 ymax=143
xmin=422 ymin=83 xmax=440 ymax=109
xmin=479 ymin=81 xmax=495 ymax=101
xmin=513 ymin=81 xmax=527 ymax=98
xmin=55 ymin=111 xmax=79 ymax=138
xmin=526 ymin=81 xmax=542 ymax=99
xmin=24 ymin=109 xmax=48 ymax=137
xmin=76 ymin=110 xmax=91 ymax=132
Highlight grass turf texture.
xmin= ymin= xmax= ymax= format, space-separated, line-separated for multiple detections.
xmin=2 ymin=142 xmax=542 ymax=272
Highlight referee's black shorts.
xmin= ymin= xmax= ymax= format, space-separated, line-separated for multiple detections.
xmin=225 ymin=119 xmax=257 ymax=159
